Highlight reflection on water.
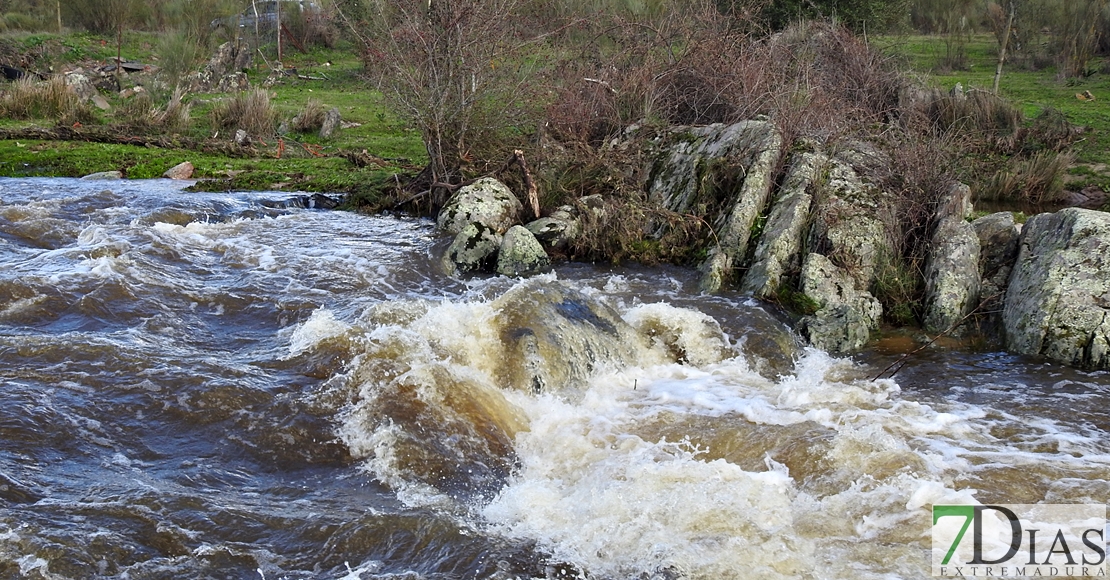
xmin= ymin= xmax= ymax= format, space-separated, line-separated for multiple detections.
xmin=0 ymin=177 xmax=1107 ymax=579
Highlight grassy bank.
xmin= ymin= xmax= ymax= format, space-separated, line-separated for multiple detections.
xmin=877 ymin=33 xmax=1110 ymax=193
xmin=0 ymin=30 xmax=425 ymax=207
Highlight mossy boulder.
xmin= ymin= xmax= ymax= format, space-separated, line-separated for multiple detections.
xmin=497 ymin=225 xmax=551 ymax=277
xmin=799 ymin=252 xmax=883 ymax=353
xmin=442 ymin=222 xmax=502 ymax=276
xmin=437 ymin=177 xmax=523 ymax=236
xmin=922 ymin=216 xmax=981 ymax=334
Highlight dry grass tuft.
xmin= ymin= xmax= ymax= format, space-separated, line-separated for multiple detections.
xmin=211 ymin=88 xmax=277 ymax=138
xmin=0 ymin=76 xmax=92 ymax=122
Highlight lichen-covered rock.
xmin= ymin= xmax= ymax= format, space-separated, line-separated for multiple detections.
xmin=972 ymin=211 xmax=1020 ymax=333
xmin=442 ymin=223 xmax=502 ymax=276
xmin=497 ymin=225 xmax=551 ymax=277
xmin=805 ymin=153 xmax=892 ymax=290
xmin=437 ymin=177 xmax=522 ymax=236
xmin=799 ymin=252 xmax=882 ymax=353
xmin=525 ymin=205 xmax=579 ymax=250
xmin=741 ymin=152 xmax=822 ymax=299
xmin=645 ymin=121 xmax=782 ymax=293
xmin=185 ymin=41 xmax=252 ymax=93
xmin=64 ymin=71 xmax=98 ymax=101
xmin=1003 ymin=208 xmax=1110 ymax=369
xmin=922 ymin=216 xmax=981 ymax=333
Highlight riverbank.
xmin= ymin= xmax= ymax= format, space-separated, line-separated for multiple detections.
xmin=0 ymin=30 xmax=424 ymax=207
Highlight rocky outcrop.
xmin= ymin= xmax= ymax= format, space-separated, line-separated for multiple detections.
xmin=798 ymin=252 xmax=883 ymax=353
xmin=319 ymin=107 xmax=341 ymax=139
xmin=1003 ymin=208 xmax=1110 ymax=369
xmin=804 ymin=152 xmax=892 ymax=291
xmin=972 ymin=212 xmax=1020 ymax=334
xmin=442 ymin=222 xmax=502 ymax=276
xmin=741 ymin=152 xmax=821 ymax=299
xmin=525 ymin=205 xmax=580 ymax=250
xmin=186 ymin=41 xmax=252 ymax=93
xmin=646 ymin=121 xmax=783 ymax=293
xmin=922 ymin=183 xmax=980 ymax=333
xmin=497 ymin=226 xmax=551 ymax=277
xmin=437 ymin=177 xmax=522 ymax=236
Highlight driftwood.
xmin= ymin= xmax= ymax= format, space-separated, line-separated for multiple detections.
xmin=495 ymin=149 xmax=541 ymax=220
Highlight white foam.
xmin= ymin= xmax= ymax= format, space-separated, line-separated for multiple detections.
xmin=287 ymin=309 xmax=351 ymax=356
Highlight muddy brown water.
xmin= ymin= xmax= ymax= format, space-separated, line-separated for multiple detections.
xmin=0 ymin=177 xmax=1107 ymax=579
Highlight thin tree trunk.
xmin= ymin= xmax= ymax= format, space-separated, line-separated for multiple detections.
xmin=992 ymin=2 xmax=1014 ymax=94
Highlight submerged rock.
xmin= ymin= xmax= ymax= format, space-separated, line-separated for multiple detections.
xmin=437 ymin=177 xmax=522 ymax=236
xmin=493 ymin=279 xmax=647 ymax=395
xmin=497 ymin=225 xmax=551 ymax=277
xmin=80 ymin=171 xmax=123 ymax=180
xmin=1003 ymin=208 xmax=1110 ymax=369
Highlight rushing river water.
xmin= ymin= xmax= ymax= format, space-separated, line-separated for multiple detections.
xmin=1 ymin=177 xmax=1108 ymax=580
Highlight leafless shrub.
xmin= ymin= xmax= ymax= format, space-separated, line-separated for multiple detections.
xmin=344 ymin=0 xmax=543 ymax=206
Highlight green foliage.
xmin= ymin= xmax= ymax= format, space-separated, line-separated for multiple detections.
xmin=871 ymin=257 xmax=923 ymax=326
xmin=156 ymin=29 xmax=202 ymax=88
xmin=774 ymin=284 xmax=821 ymax=316
xmin=63 ymin=0 xmax=148 ymax=33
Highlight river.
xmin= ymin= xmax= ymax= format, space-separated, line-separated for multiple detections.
xmin=0 ymin=177 xmax=1107 ymax=579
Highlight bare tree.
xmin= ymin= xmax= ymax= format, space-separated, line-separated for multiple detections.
xmin=343 ymin=0 xmax=540 ymax=206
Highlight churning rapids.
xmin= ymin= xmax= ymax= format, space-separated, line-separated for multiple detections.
xmin=1 ymin=177 xmax=1109 ymax=580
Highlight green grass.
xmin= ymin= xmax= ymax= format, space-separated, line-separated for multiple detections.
xmin=0 ymin=31 xmax=425 ymax=206
xmin=877 ymin=33 xmax=1110 ymax=192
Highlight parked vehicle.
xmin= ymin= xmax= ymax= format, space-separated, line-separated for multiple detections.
xmin=211 ymin=0 xmax=321 ymax=31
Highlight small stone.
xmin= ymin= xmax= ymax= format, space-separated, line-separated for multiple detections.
xmin=162 ymin=161 xmax=194 ymax=180
xmin=319 ymin=107 xmax=341 ymax=139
